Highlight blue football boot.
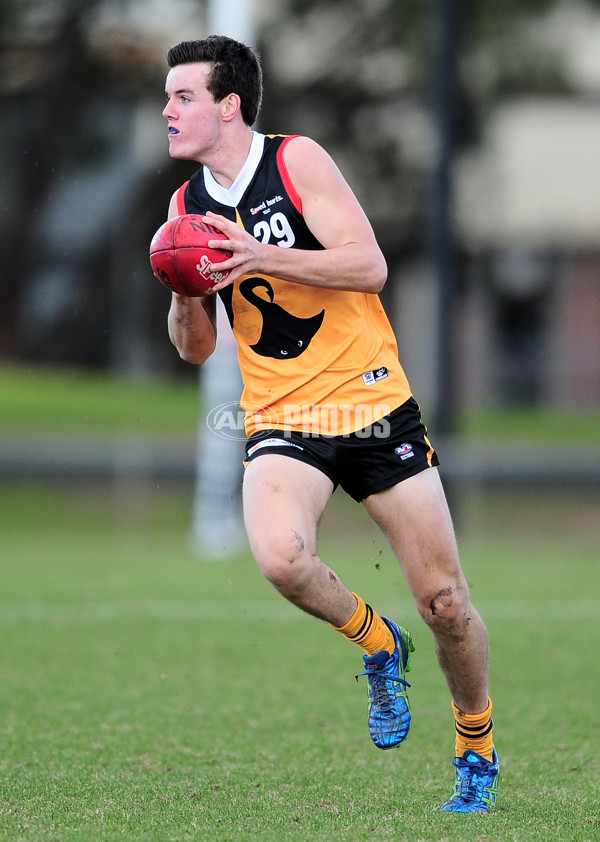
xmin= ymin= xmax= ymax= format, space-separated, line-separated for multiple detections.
xmin=355 ymin=617 xmax=414 ymax=749
xmin=441 ymin=748 xmax=500 ymax=812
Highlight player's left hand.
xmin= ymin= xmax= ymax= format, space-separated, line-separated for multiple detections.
xmin=201 ymin=211 xmax=265 ymax=291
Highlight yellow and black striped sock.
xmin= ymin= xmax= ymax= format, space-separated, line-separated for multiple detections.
xmin=452 ymin=697 xmax=494 ymax=761
xmin=331 ymin=593 xmax=395 ymax=656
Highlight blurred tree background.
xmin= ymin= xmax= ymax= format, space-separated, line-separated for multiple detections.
xmin=1 ymin=0 xmax=600 ymax=417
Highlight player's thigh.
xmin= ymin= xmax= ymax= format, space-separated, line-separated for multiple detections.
xmin=242 ymin=453 xmax=334 ymax=562
xmin=362 ymin=467 xmax=465 ymax=597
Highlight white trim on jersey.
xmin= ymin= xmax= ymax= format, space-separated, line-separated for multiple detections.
xmin=203 ymin=131 xmax=266 ymax=207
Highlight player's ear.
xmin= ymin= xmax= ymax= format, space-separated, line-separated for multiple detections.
xmin=221 ymin=93 xmax=242 ymax=122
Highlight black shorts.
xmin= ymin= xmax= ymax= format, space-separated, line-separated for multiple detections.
xmin=244 ymin=397 xmax=439 ymax=502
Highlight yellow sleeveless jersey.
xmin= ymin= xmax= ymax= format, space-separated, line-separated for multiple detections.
xmin=177 ymin=132 xmax=413 ymax=436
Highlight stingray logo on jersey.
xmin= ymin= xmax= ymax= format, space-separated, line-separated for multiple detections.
xmin=206 ymin=401 xmax=278 ymax=441
xmin=395 ymin=443 xmax=414 ymax=461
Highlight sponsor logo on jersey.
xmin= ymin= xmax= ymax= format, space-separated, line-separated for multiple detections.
xmin=395 ymin=443 xmax=414 ymax=460
xmin=250 ymin=195 xmax=284 ymax=216
xmin=362 ymin=366 xmax=390 ymax=386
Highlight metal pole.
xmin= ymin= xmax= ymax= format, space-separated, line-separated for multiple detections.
xmin=191 ymin=0 xmax=257 ymax=557
xmin=208 ymin=0 xmax=255 ymax=42
xmin=431 ymin=0 xmax=460 ymax=437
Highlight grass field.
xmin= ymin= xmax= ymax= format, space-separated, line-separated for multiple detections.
xmin=1 ymin=365 xmax=599 ymax=840
xmin=1 ymin=479 xmax=599 ymax=842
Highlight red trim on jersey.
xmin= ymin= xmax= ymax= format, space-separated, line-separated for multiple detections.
xmin=176 ymin=182 xmax=189 ymax=215
xmin=276 ymin=135 xmax=302 ymax=214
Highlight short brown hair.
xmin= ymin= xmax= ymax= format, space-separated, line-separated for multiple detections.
xmin=167 ymin=36 xmax=263 ymax=126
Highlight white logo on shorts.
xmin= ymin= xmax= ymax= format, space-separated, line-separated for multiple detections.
xmin=246 ymin=437 xmax=304 ymax=457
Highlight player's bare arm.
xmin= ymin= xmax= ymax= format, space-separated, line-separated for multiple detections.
xmin=168 ymin=292 xmax=217 ymax=364
xmin=204 ymin=136 xmax=387 ymax=294
xmin=165 ymin=190 xmax=218 ymax=364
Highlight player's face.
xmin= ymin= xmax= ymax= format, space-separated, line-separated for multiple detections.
xmin=163 ymin=63 xmax=222 ymax=161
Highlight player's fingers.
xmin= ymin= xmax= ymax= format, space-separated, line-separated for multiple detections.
xmin=202 ymin=212 xmax=230 ymax=232
xmin=207 ymin=238 xmax=233 ymax=251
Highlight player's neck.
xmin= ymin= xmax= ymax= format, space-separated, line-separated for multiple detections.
xmin=204 ymin=126 xmax=255 ymax=190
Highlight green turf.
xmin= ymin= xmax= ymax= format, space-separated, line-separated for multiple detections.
xmin=1 ymin=478 xmax=599 ymax=841
xmin=457 ymin=403 xmax=600 ymax=445
xmin=0 ymin=364 xmax=200 ymax=435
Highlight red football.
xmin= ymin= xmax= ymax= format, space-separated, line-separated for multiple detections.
xmin=149 ymin=214 xmax=232 ymax=296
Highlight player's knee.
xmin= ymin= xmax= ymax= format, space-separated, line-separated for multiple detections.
xmin=252 ymin=528 xmax=313 ymax=595
xmin=418 ymin=584 xmax=472 ymax=638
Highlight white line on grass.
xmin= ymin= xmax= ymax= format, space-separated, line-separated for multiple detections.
xmin=0 ymin=599 xmax=598 ymax=622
